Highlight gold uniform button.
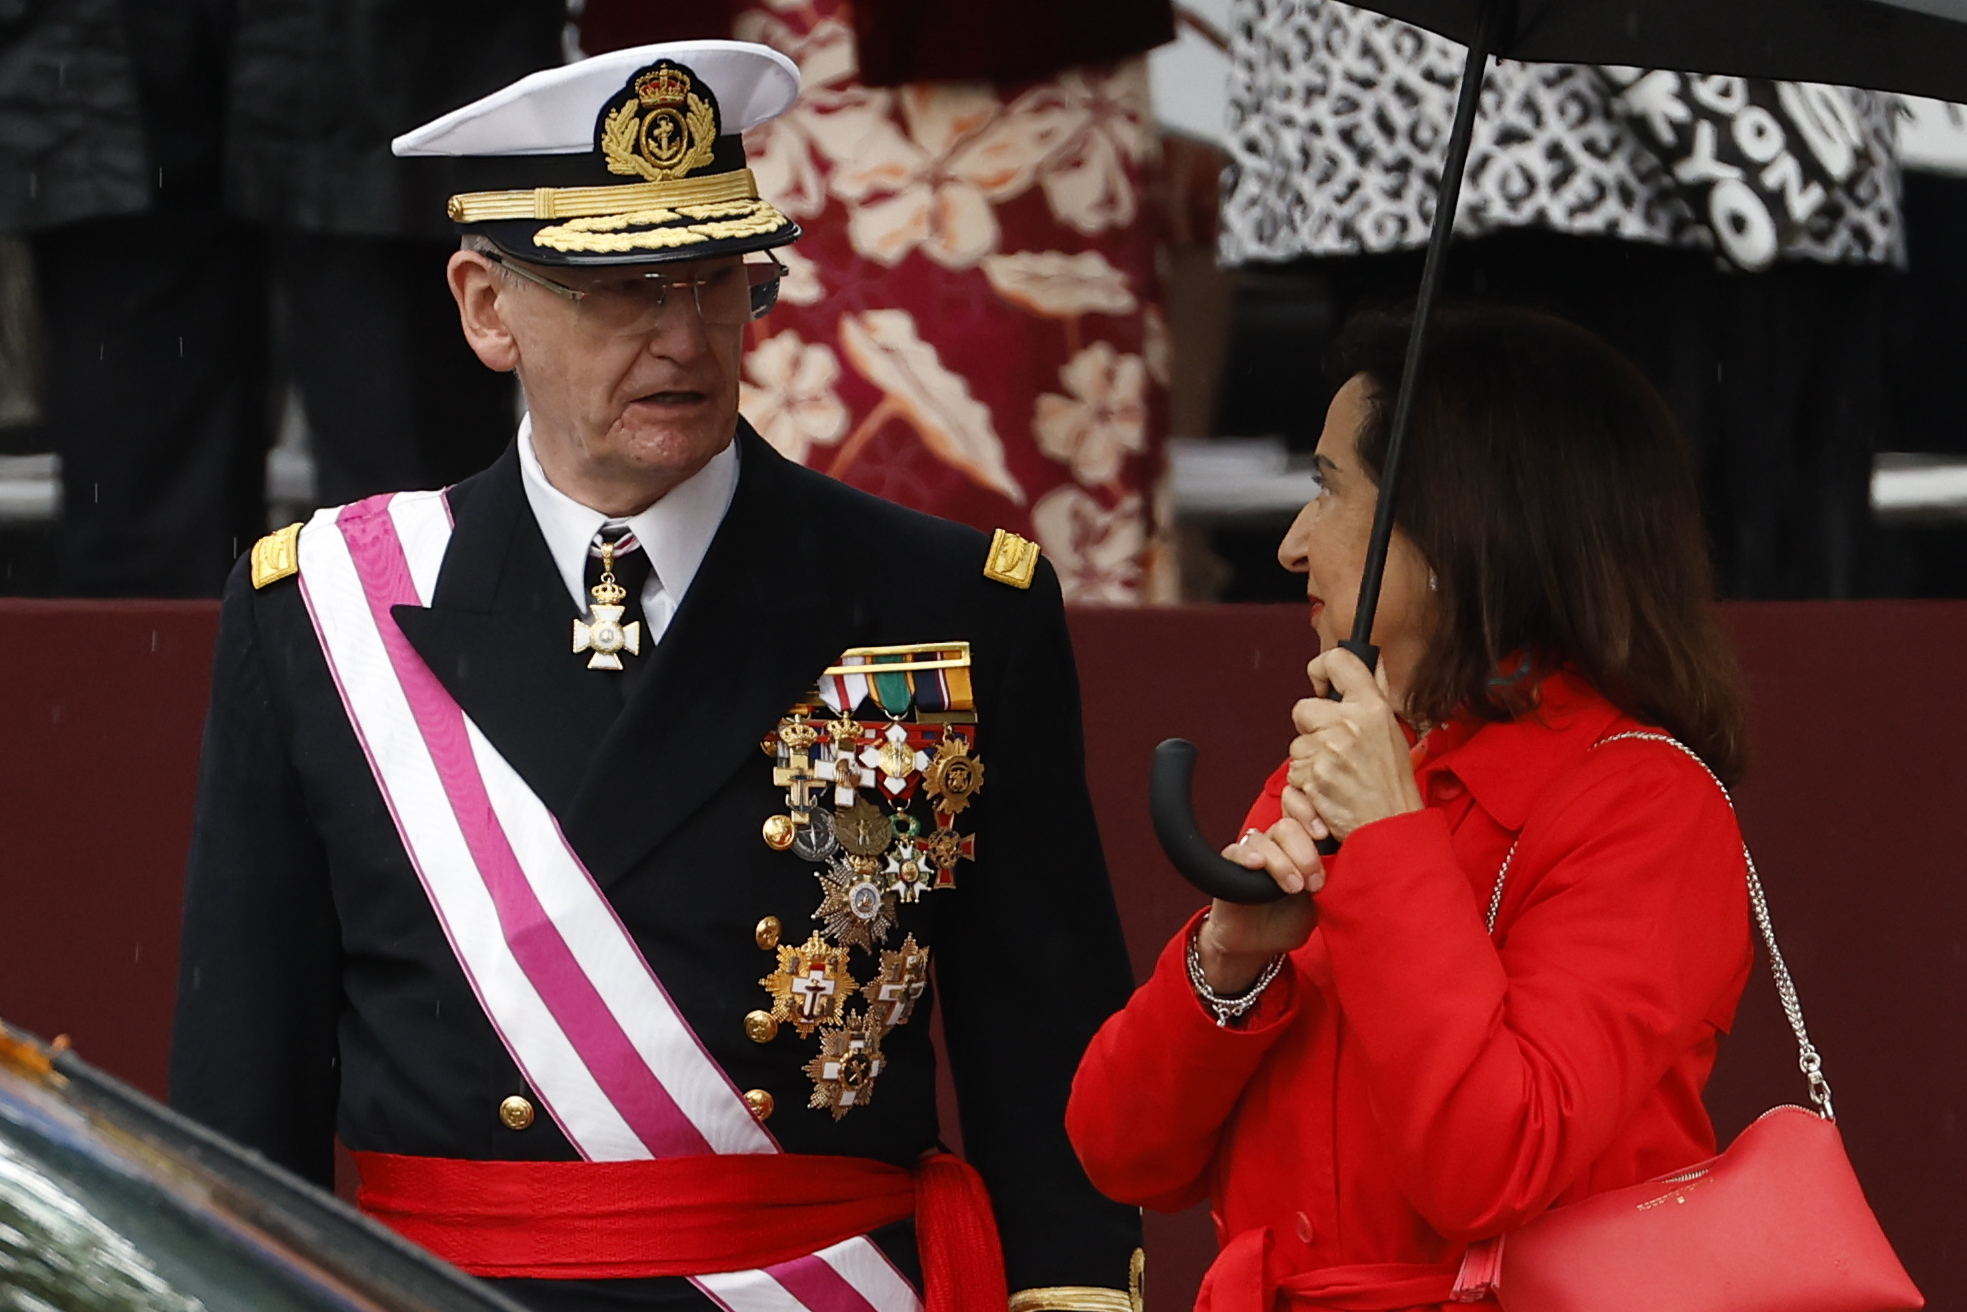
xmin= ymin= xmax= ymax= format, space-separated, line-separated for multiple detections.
xmin=744 ymin=1010 xmax=780 ymax=1043
xmin=498 ymin=1095 xmax=536 ymax=1130
xmin=762 ymin=815 xmax=796 ymax=851
xmin=743 ymin=1088 xmax=775 ymax=1122
xmin=755 ymin=915 xmax=783 ymax=950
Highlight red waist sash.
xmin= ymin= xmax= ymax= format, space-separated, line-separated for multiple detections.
xmin=353 ymin=1149 xmax=1006 ymax=1312
xmin=1197 ymin=1226 xmax=1496 ymax=1312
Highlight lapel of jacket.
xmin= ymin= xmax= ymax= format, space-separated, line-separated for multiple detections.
xmin=390 ymin=447 xmax=621 ymax=822
xmin=562 ymin=425 xmax=869 ymax=887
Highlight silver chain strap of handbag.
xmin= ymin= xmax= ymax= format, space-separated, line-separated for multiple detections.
xmin=1483 ymin=730 xmax=1835 ymax=1119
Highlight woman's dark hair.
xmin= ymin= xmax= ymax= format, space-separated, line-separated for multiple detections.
xmin=1332 ymin=304 xmax=1748 ymax=784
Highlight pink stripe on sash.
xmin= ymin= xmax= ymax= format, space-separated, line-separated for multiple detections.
xmin=767 ymin=1254 xmax=886 ymax=1312
xmin=335 ymin=496 xmax=713 ymax=1160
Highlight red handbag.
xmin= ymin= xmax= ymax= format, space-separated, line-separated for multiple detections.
xmin=1451 ymin=733 xmax=1924 ymax=1312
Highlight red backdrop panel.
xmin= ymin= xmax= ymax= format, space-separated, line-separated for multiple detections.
xmin=0 ymin=599 xmax=1958 ymax=1308
xmin=0 ymin=600 xmax=218 ymax=1101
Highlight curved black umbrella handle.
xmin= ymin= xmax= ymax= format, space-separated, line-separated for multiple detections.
xmin=1150 ymin=739 xmax=1288 ymax=904
xmin=1151 ymin=639 xmax=1384 ymax=902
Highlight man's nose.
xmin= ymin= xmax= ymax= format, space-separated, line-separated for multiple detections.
xmin=644 ymin=287 xmax=711 ymax=358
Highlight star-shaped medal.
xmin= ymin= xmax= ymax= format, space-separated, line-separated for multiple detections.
xmin=923 ymin=733 xmax=984 ymax=815
xmin=814 ymin=854 xmax=897 ymax=951
xmin=861 ymin=935 xmax=930 ymax=1030
xmin=759 ymin=933 xmax=855 ymax=1038
xmin=803 ymin=1011 xmax=888 ymax=1120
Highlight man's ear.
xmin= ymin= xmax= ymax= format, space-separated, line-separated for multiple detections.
xmin=449 ymin=250 xmax=520 ymax=373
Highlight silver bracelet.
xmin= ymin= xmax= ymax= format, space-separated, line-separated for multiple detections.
xmin=1185 ymin=916 xmax=1286 ymax=1028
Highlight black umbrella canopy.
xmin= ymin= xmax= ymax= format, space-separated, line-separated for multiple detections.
xmin=1356 ymin=0 xmax=1967 ymax=101
xmin=1155 ymin=0 xmax=1967 ymax=904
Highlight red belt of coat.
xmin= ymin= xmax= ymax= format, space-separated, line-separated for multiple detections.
xmin=1198 ymin=1226 xmax=1497 ymax=1312
xmin=351 ymin=1149 xmax=1006 ymax=1312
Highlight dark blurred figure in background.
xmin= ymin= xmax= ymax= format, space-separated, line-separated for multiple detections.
xmin=1215 ymin=0 xmax=1904 ymax=601
xmin=0 ymin=0 xmax=564 ymax=596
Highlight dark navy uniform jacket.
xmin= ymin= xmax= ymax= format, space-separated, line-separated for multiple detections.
xmin=169 ymin=422 xmax=1141 ymax=1312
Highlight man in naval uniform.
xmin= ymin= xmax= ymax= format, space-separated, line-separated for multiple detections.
xmin=169 ymin=41 xmax=1141 ymax=1312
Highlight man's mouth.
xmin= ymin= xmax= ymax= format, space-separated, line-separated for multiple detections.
xmin=633 ymin=390 xmax=707 ymax=407
xmin=1307 ymin=592 xmax=1325 ymax=621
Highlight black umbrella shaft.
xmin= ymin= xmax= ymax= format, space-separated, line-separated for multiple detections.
xmin=1148 ymin=0 xmax=1516 ymax=898
xmin=1350 ymin=0 xmax=1511 ymax=649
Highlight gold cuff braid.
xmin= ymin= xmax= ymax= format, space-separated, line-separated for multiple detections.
xmin=447 ymin=170 xmax=759 ymax=223
xmin=1008 ymin=1289 xmax=1132 ymax=1312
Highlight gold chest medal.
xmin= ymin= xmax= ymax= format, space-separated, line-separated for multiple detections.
xmin=754 ymin=642 xmax=981 ymax=1118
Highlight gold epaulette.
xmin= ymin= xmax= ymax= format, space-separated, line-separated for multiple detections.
xmin=250 ymin=522 xmax=303 ymax=589
xmin=983 ymin=528 xmax=1041 ymax=590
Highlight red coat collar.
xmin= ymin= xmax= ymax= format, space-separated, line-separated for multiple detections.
xmin=1412 ymin=669 xmax=1631 ymax=831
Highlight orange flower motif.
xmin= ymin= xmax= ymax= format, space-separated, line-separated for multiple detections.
xmin=1034 ymin=342 xmax=1149 ymax=486
xmin=836 ymin=310 xmax=1026 ymax=503
xmin=1008 ymin=62 xmax=1155 ymax=235
xmin=982 ymin=250 xmax=1138 ymax=318
xmin=1031 ymin=487 xmax=1145 ymax=604
xmin=740 ymin=331 xmax=849 ymax=464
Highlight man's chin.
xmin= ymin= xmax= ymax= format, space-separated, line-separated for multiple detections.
xmin=600 ymin=408 xmax=738 ymax=472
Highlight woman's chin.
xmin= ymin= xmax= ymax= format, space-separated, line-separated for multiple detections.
xmin=1309 ymin=605 xmax=1337 ymax=652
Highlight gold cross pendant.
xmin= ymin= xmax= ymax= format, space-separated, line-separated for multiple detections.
xmin=572 ymin=541 xmax=642 ymax=671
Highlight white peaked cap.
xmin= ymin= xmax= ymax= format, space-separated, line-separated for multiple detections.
xmin=392 ymin=40 xmax=800 ymax=158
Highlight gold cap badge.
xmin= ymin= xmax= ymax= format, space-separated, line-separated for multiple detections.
xmin=603 ymin=59 xmax=719 ymax=183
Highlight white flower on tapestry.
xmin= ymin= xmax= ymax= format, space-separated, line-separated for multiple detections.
xmin=774 ymin=246 xmax=825 ymax=306
xmin=738 ymin=13 xmax=863 ymax=219
xmin=805 ymin=84 xmax=1081 ymax=270
xmin=1034 ymin=342 xmax=1149 ymax=486
xmin=834 ymin=310 xmax=1026 ymax=503
xmin=1031 ymin=487 xmax=1145 ymax=604
xmin=741 ymin=331 xmax=850 ymax=464
xmin=1011 ymin=61 xmax=1156 ymax=235
xmin=982 ymin=250 xmax=1138 ymax=318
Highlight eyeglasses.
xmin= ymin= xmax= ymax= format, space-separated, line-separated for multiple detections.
xmin=484 ymin=251 xmax=784 ymax=335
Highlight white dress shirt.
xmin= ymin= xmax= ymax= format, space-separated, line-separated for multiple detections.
xmin=515 ymin=415 xmax=740 ymax=646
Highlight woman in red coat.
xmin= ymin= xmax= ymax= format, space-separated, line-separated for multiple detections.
xmin=1067 ymin=307 xmax=1754 ymax=1312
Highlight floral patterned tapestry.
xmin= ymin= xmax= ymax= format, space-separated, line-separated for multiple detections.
xmin=734 ymin=0 xmax=1168 ymax=603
